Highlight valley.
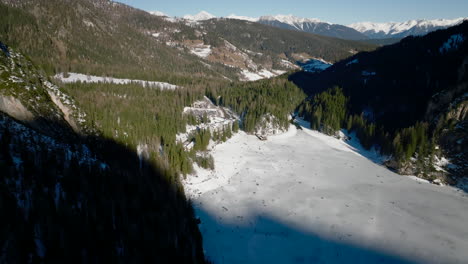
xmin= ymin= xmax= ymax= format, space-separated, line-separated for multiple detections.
xmin=0 ymin=0 xmax=467 ymax=262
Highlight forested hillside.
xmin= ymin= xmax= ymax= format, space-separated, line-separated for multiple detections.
xmin=0 ymin=42 xmax=206 ymax=262
xmin=293 ymin=22 xmax=468 ymax=183
xmin=201 ymin=18 xmax=376 ymax=63
xmin=0 ymin=0 xmax=237 ymax=82
xmin=0 ymin=0 xmax=376 ymax=82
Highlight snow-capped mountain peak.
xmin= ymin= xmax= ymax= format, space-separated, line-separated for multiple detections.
xmin=349 ymin=17 xmax=467 ymax=38
xmin=225 ymin=14 xmax=258 ymax=22
xmin=259 ymin=14 xmax=325 ymax=25
xmin=183 ymin=11 xmax=216 ymax=21
xmin=149 ymin=11 xmax=167 ymax=17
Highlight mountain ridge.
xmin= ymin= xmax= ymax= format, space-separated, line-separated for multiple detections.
xmin=349 ymin=17 xmax=467 ymax=39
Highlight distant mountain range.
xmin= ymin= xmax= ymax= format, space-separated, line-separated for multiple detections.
xmin=157 ymin=11 xmax=467 ymax=41
xmin=349 ymin=18 xmax=467 ymax=39
xmin=257 ymin=15 xmax=366 ymax=40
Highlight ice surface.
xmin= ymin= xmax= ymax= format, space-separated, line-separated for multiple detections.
xmin=184 ymin=123 xmax=468 ymax=264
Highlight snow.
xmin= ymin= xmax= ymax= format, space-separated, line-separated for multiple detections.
xmin=226 ymin=14 xmax=258 ymax=22
xmin=83 ymin=19 xmax=95 ymax=28
xmin=149 ymin=11 xmax=167 ymax=17
xmin=54 ymin=73 xmax=178 ymax=90
xmin=259 ymin=14 xmax=326 ymax=27
xmin=183 ymin=11 xmax=216 ymax=21
xmin=346 ymin=59 xmax=359 ymax=66
xmin=190 ymin=44 xmax=212 ymax=58
xmin=349 ymin=18 xmax=467 ymax=37
xmin=362 ymin=70 xmax=377 ymax=76
xmin=240 ymin=69 xmax=285 ymax=81
xmin=439 ymin=34 xmax=465 ymax=54
xmin=177 ymin=96 xmax=238 ymax=147
xmin=184 ymin=123 xmax=468 ymax=264
xmin=300 ymin=58 xmax=332 ymax=73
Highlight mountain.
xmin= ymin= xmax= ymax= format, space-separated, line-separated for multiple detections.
xmin=0 ymin=0 xmax=375 ymax=82
xmin=149 ymin=10 xmax=168 ymax=17
xmin=291 ymin=21 xmax=468 ymax=183
xmin=225 ymin=14 xmax=258 ymax=22
xmin=349 ymin=17 xmax=467 ymax=39
xmin=183 ymin=11 xmax=216 ymax=21
xmin=257 ymin=15 xmax=368 ymax=40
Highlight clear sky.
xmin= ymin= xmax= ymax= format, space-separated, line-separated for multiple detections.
xmin=115 ymin=0 xmax=467 ymax=25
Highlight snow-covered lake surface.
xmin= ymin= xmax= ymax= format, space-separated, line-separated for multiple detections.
xmin=184 ymin=124 xmax=468 ymax=264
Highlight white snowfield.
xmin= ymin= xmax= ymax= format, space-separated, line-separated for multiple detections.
xmin=190 ymin=44 xmax=212 ymax=58
xmin=184 ymin=124 xmax=468 ymax=264
xmin=53 ymin=73 xmax=178 ymax=90
xmin=241 ymin=69 xmax=286 ymax=81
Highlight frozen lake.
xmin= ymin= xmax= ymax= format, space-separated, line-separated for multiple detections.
xmin=183 ymin=125 xmax=468 ymax=264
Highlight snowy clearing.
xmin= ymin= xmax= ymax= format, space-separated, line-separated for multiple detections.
xmin=54 ymin=73 xmax=178 ymax=90
xmin=190 ymin=44 xmax=212 ymax=58
xmin=184 ymin=124 xmax=468 ymax=264
xmin=240 ymin=69 xmax=286 ymax=81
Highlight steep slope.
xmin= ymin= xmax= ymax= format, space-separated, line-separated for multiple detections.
xmin=0 ymin=42 xmax=206 ymax=262
xmin=0 ymin=0 xmax=376 ymax=82
xmin=0 ymin=0 xmax=236 ymax=82
xmin=349 ymin=18 xmax=467 ymax=39
xmin=291 ymin=22 xmax=468 ymax=183
xmin=258 ymin=15 xmax=368 ymax=40
xmin=199 ymin=18 xmax=376 ymax=64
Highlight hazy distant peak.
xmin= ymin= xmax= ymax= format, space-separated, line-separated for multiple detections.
xmin=349 ymin=17 xmax=467 ymax=38
xmin=225 ymin=14 xmax=258 ymax=22
xmin=259 ymin=14 xmax=326 ymax=25
xmin=149 ymin=11 xmax=167 ymax=17
xmin=183 ymin=11 xmax=216 ymax=21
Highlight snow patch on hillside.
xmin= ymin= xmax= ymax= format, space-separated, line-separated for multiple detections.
xmin=54 ymin=73 xmax=178 ymax=90
xmin=190 ymin=44 xmax=212 ymax=58
xmin=240 ymin=69 xmax=285 ymax=81
xmin=300 ymin=58 xmax=332 ymax=73
xmin=177 ymin=96 xmax=238 ymax=148
xmin=346 ymin=59 xmax=359 ymax=66
xmin=439 ymin=34 xmax=465 ymax=54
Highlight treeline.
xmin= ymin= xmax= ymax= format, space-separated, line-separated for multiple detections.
xmin=299 ymin=87 xmax=435 ymax=169
xmin=207 ymin=76 xmax=306 ymax=133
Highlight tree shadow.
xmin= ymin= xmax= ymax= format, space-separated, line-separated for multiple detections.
xmin=195 ymin=207 xmax=417 ymax=264
xmin=0 ymin=113 xmax=206 ymax=263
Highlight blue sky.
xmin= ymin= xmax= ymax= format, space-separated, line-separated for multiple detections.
xmin=115 ymin=0 xmax=467 ymax=24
